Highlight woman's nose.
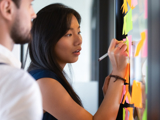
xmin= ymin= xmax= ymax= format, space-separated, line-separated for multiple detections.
xmin=74 ymin=34 xmax=82 ymax=46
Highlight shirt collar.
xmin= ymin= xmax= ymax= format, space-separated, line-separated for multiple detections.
xmin=0 ymin=44 xmax=21 ymax=69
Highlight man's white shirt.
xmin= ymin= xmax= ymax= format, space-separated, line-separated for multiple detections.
xmin=0 ymin=44 xmax=43 ymax=120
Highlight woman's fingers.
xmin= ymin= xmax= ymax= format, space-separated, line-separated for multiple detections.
xmin=108 ymin=39 xmax=122 ymax=51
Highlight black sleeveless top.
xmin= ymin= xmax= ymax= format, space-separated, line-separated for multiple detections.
xmin=29 ymin=69 xmax=63 ymax=120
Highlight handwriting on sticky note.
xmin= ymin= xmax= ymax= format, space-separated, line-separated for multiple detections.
xmin=135 ymin=31 xmax=146 ymax=57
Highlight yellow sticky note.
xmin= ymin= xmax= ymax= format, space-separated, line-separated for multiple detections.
xmin=135 ymin=31 xmax=146 ymax=56
xmin=131 ymin=80 xmax=142 ymax=108
xmin=124 ymin=37 xmax=129 ymax=53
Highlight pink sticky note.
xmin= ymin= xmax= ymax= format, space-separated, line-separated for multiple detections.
xmin=126 ymin=96 xmax=129 ymax=103
xmin=127 ymin=35 xmax=132 ymax=57
xmin=123 ymin=38 xmax=126 ymax=42
xmin=142 ymin=30 xmax=148 ymax=57
xmin=144 ymin=0 xmax=148 ymax=19
xmin=120 ymin=85 xmax=126 ymax=103
xmin=125 ymin=108 xmax=129 ymax=120
xmin=131 ymin=0 xmax=138 ymax=7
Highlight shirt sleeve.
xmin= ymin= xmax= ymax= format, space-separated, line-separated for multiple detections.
xmin=0 ymin=67 xmax=43 ymax=120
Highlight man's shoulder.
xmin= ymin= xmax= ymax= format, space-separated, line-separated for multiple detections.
xmin=0 ymin=65 xmax=36 ymax=88
xmin=0 ymin=66 xmax=43 ymax=120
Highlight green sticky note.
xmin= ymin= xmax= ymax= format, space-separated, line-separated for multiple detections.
xmin=142 ymin=109 xmax=147 ymax=120
xmin=142 ymin=100 xmax=147 ymax=120
xmin=126 ymin=9 xmax=133 ymax=33
xmin=123 ymin=108 xmax=126 ymax=120
xmin=122 ymin=15 xmax=127 ymax=35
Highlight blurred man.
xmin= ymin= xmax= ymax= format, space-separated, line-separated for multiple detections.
xmin=0 ymin=0 xmax=42 ymax=119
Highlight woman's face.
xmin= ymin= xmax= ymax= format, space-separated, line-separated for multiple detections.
xmin=54 ymin=15 xmax=82 ymax=68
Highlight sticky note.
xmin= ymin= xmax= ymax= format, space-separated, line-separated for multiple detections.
xmin=127 ymin=107 xmax=134 ymax=120
xmin=135 ymin=31 xmax=146 ymax=57
xmin=131 ymin=80 xmax=142 ymax=108
xmin=122 ymin=15 xmax=127 ymax=35
xmin=144 ymin=0 xmax=148 ymax=19
xmin=131 ymin=0 xmax=138 ymax=7
xmin=126 ymin=96 xmax=129 ymax=104
xmin=127 ymin=0 xmax=135 ymax=9
xmin=142 ymin=109 xmax=147 ymax=120
xmin=123 ymin=9 xmax=133 ymax=35
xmin=121 ymin=0 xmax=128 ymax=14
xmin=126 ymin=9 xmax=133 ymax=34
xmin=122 ymin=91 xmax=131 ymax=104
xmin=142 ymin=30 xmax=148 ymax=58
xmin=120 ymin=85 xmax=126 ymax=103
xmin=125 ymin=108 xmax=129 ymax=120
xmin=123 ymin=108 xmax=126 ymax=120
xmin=124 ymin=37 xmax=129 ymax=53
xmin=127 ymin=35 xmax=132 ymax=57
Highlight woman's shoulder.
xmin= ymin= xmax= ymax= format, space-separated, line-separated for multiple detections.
xmin=29 ymin=69 xmax=60 ymax=81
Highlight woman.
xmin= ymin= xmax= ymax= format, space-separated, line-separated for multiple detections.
xmin=28 ymin=3 xmax=128 ymax=120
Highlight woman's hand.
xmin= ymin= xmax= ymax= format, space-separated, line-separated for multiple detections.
xmin=108 ymin=39 xmax=128 ymax=78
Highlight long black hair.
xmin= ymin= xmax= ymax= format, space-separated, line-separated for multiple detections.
xmin=28 ymin=3 xmax=83 ymax=106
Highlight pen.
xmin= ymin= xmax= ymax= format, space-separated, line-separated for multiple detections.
xmin=98 ymin=53 xmax=108 ymax=61
xmin=98 ymin=40 xmax=128 ymax=61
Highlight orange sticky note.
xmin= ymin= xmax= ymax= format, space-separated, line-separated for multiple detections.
xmin=135 ymin=31 xmax=146 ymax=56
xmin=127 ymin=0 xmax=135 ymax=9
xmin=127 ymin=107 xmax=134 ymax=120
xmin=121 ymin=0 xmax=128 ymax=14
xmin=131 ymin=80 xmax=142 ymax=108
xmin=122 ymin=91 xmax=132 ymax=104
xmin=142 ymin=30 xmax=148 ymax=58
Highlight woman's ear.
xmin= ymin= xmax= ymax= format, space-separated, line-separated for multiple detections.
xmin=0 ymin=0 xmax=16 ymax=21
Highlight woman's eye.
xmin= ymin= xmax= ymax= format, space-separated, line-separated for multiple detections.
xmin=65 ymin=34 xmax=72 ymax=37
xmin=78 ymin=31 xmax=81 ymax=34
